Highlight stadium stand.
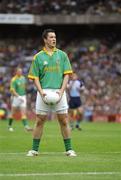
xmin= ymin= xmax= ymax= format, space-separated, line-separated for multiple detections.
xmin=0 ymin=0 xmax=121 ymax=15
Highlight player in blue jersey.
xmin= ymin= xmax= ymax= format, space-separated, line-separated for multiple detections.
xmin=68 ymin=72 xmax=84 ymax=130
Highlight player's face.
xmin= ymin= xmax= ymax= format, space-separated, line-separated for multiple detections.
xmin=72 ymin=73 xmax=78 ymax=80
xmin=16 ymin=68 xmax=22 ymax=76
xmin=44 ymin=32 xmax=56 ymax=48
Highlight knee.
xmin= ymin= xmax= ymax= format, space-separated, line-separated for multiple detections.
xmin=36 ymin=120 xmax=42 ymax=127
xmin=36 ymin=115 xmax=46 ymax=127
xmin=59 ymin=118 xmax=68 ymax=127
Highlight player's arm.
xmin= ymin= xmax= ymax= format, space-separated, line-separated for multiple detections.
xmin=33 ymin=78 xmax=46 ymax=97
xmin=28 ymin=56 xmax=47 ymax=98
xmin=77 ymin=80 xmax=85 ymax=92
xmin=10 ymin=88 xmax=19 ymax=97
xmin=56 ymin=74 xmax=70 ymax=102
xmin=60 ymin=51 xmax=73 ymax=94
xmin=60 ymin=74 xmax=70 ymax=95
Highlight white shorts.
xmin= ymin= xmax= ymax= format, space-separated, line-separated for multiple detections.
xmin=36 ymin=89 xmax=68 ymax=115
xmin=11 ymin=95 xmax=27 ymax=108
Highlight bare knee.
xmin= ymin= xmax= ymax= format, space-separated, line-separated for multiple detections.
xmin=58 ymin=114 xmax=69 ymax=127
xmin=35 ymin=114 xmax=46 ymax=127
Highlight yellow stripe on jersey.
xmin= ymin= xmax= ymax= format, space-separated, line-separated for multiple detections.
xmin=64 ymin=70 xmax=73 ymax=75
xmin=11 ymin=76 xmax=17 ymax=82
xmin=33 ymin=50 xmax=44 ymax=60
xmin=28 ymin=75 xmax=39 ymax=80
xmin=10 ymin=87 xmax=15 ymax=93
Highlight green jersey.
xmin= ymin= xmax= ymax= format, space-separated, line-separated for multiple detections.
xmin=10 ymin=75 xmax=26 ymax=96
xmin=28 ymin=47 xmax=73 ymax=89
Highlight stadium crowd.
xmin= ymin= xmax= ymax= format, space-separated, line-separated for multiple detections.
xmin=0 ymin=0 xmax=121 ymax=15
xmin=0 ymin=34 xmax=121 ymax=120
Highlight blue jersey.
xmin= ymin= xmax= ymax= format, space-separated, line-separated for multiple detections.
xmin=69 ymin=80 xmax=84 ymax=97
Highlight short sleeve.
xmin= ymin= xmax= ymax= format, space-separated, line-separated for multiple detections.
xmin=10 ymin=78 xmax=16 ymax=92
xmin=28 ymin=55 xmax=39 ymax=80
xmin=63 ymin=52 xmax=73 ymax=75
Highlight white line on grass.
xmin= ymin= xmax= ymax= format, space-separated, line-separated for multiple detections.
xmin=0 ymin=152 xmax=62 ymax=155
xmin=0 ymin=151 xmax=121 ymax=155
xmin=0 ymin=172 xmax=120 ymax=177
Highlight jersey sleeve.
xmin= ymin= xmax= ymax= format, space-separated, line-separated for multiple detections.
xmin=28 ymin=55 xmax=39 ymax=80
xmin=63 ymin=52 xmax=73 ymax=75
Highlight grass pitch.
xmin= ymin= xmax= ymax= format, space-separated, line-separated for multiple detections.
xmin=0 ymin=120 xmax=121 ymax=180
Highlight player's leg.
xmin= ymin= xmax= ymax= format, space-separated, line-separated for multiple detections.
xmin=8 ymin=107 xmax=16 ymax=132
xmin=27 ymin=113 xmax=47 ymax=156
xmin=55 ymin=91 xmax=76 ymax=156
xmin=68 ymin=97 xmax=77 ymax=130
xmin=20 ymin=107 xmax=33 ymax=131
xmin=18 ymin=96 xmax=32 ymax=131
xmin=57 ymin=112 xmax=76 ymax=157
xmin=27 ymin=92 xmax=49 ymax=156
xmin=57 ymin=113 xmax=71 ymax=148
xmin=8 ymin=96 xmax=15 ymax=131
xmin=8 ymin=95 xmax=23 ymax=131
xmin=68 ymin=109 xmax=75 ymax=130
xmin=32 ymin=114 xmax=47 ymax=151
xmin=75 ymin=106 xmax=83 ymax=130
xmin=8 ymin=117 xmax=14 ymax=131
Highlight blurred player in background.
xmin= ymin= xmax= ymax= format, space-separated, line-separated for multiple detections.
xmin=8 ymin=67 xmax=32 ymax=132
xmin=27 ymin=28 xmax=76 ymax=157
xmin=68 ymin=72 xmax=84 ymax=130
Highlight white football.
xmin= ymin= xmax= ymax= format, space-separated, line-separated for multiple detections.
xmin=44 ymin=91 xmax=60 ymax=105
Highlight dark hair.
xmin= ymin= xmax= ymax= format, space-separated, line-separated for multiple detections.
xmin=42 ymin=29 xmax=55 ymax=40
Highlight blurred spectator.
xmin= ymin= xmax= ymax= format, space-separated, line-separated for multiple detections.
xmin=0 ymin=0 xmax=121 ymax=15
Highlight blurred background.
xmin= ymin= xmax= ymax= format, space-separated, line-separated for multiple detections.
xmin=0 ymin=0 xmax=121 ymax=123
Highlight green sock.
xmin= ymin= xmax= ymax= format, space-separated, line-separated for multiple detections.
xmin=32 ymin=139 xmax=40 ymax=151
xmin=22 ymin=119 xmax=28 ymax=127
xmin=64 ymin=138 xmax=72 ymax=151
xmin=8 ymin=118 xmax=13 ymax=127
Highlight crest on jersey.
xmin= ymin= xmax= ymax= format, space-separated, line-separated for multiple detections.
xmin=43 ymin=61 xmax=48 ymax=65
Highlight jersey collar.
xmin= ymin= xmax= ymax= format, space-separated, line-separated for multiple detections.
xmin=43 ymin=47 xmax=57 ymax=55
xmin=15 ymin=75 xmax=22 ymax=78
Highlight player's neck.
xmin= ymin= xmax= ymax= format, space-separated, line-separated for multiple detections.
xmin=16 ymin=74 xmax=22 ymax=77
xmin=44 ymin=46 xmax=55 ymax=55
xmin=44 ymin=46 xmax=54 ymax=56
